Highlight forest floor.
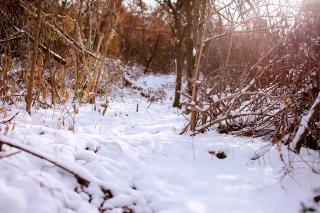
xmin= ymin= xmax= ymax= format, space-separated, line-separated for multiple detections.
xmin=0 ymin=72 xmax=319 ymax=213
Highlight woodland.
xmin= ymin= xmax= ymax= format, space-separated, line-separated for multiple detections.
xmin=0 ymin=0 xmax=319 ymax=212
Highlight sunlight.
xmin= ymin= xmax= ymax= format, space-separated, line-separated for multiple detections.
xmin=0 ymin=0 xmax=319 ymax=212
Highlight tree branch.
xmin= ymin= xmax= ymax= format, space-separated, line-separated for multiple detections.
xmin=290 ymin=92 xmax=320 ymax=153
xmin=0 ymin=136 xmax=112 ymax=198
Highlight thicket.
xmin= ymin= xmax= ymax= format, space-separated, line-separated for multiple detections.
xmin=0 ymin=0 xmax=175 ymax=113
xmin=0 ymin=0 xmax=319 ymax=172
xmin=180 ymin=0 xmax=320 ymax=173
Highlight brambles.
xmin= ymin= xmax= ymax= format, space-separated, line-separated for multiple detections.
xmin=182 ymin=2 xmax=319 ymax=173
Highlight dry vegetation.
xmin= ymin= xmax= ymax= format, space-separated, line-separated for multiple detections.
xmin=0 ymin=0 xmax=319 ymax=172
xmin=180 ymin=0 xmax=320 ymax=172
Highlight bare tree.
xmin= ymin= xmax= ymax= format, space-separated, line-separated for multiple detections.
xmin=154 ymin=0 xmax=198 ymax=107
xmin=25 ymin=0 xmax=42 ymax=115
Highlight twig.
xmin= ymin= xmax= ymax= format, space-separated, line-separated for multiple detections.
xmin=10 ymin=24 xmax=67 ymax=65
xmin=19 ymin=0 xmax=101 ymax=61
xmin=0 ymin=151 xmax=21 ymax=159
xmin=0 ymin=35 xmax=23 ymax=43
xmin=0 ymin=136 xmax=112 ymax=198
xmin=0 ymin=112 xmax=19 ymax=124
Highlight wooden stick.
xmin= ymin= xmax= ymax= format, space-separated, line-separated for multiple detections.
xmin=0 ymin=136 xmax=112 ymax=198
xmin=0 ymin=112 xmax=19 ymax=124
xmin=290 ymin=92 xmax=320 ymax=153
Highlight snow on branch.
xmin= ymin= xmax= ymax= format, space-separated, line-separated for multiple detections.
xmin=19 ymin=0 xmax=101 ymax=61
xmin=290 ymin=92 xmax=320 ymax=153
xmin=0 ymin=136 xmax=112 ymax=198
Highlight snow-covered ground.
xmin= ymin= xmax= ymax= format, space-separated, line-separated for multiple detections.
xmin=0 ymin=73 xmax=319 ymax=213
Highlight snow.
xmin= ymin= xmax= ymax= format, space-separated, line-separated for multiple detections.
xmin=290 ymin=92 xmax=320 ymax=151
xmin=0 ymin=72 xmax=319 ymax=212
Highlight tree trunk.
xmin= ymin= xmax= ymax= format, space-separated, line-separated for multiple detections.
xmin=190 ymin=0 xmax=207 ymax=132
xmin=185 ymin=0 xmax=195 ymax=95
xmin=173 ymin=44 xmax=183 ymax=108
xmin=25 ymin=1 xmax=42 ymax=115
xmin=144 ymin=34 xmax=161 ymax=74
xmin=1 ymin=54 xmax=10 ymax=101
xmin=50 ymin=67 xmax=58 ymax=105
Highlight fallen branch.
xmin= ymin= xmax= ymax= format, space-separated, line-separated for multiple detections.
xmin=0 ymin=136 xmax=89 ymax=185
xmin=290 ymin=92 xmax=320 ymax=153
xmin=0 ymin=136 xmax=112 ymax=198
xmin=0 ymin=151 xmax=21 ymax=159
xmin=0 ymin=112 xmax=19 ymax=124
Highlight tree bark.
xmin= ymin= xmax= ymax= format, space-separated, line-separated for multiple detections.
xmin=173 ymin=44 xmax=183 ymax=108
xmin=185 ymin=0 xmax=195 ymax=95
xmin=25 ymin=0 xmax=42 ymax=115
xmin=190 ymin=0 xmax=207 ymax=132
xmin=154 ymin=0 xmax=186 ymax=108
xmin=144 ymin=34 xmax=161 ymax=74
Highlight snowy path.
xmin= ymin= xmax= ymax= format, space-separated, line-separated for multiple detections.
xmin=93 ymin=95 xmax=317 ymax=213
xmin=0 ymin=74 xmax=319 ymax=213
